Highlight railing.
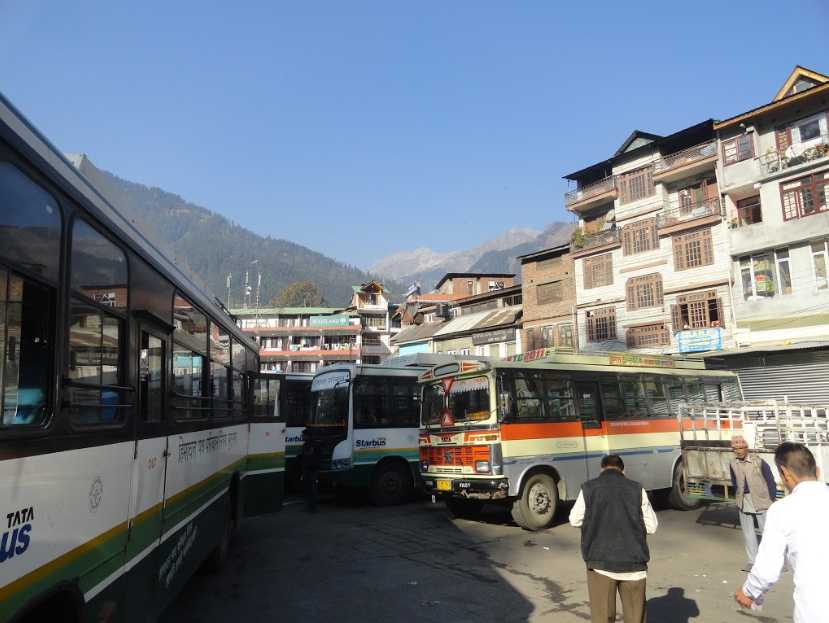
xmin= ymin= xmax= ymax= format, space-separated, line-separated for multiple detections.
xmin=564 ymin=176 xmax=616 ymax=207
xmin=572 ymin=227 xmax=620 ymax=250
xmin=758 ymin=134 xmax=829 ymax=176
xmin=653 ymin=140 xmax=717 ymax=175
xmin=657 ymin=197 xmax=721 ymax=228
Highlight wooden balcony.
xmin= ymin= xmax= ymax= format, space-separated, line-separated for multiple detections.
xmin=652 ymin=140 xmax=717 ymax=183
xmin=564 ymin=177 xmax=617 ymax=212
xmin=759 ymin=134 xmax=829 ymax=178
xmin=656 ymin=198 xmax=721 ymax=231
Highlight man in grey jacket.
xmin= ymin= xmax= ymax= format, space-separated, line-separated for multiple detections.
xmin=729 ymin=435 xmax=777 ymax=571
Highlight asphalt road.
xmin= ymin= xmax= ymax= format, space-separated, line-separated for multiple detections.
xmin=161 ymin=495 xmax=794 ymax=622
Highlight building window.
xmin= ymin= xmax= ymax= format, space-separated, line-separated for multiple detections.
xmin=626 ymin=323 xmax=669 ymax=348
xmin=536 ymin=281 xmax=563 ymax=305
xmin=626 ymin=273 xmax=663 ymax=311
xmin=671 ymin=290 xmax=724 ymax=332
xmin=586 ymin=306 xmax=617 ymax=342
xmin=740 ymin=249 xmax=791 ymax=299
xmin=618 ymin=166 xmax=655 ymax=204
xmin=799 ymin=118 xmax=821 ymax=142
xmin=622 ymin=218 xmax=658 ymax=255
xmin=557 ymin=323 xmax=574 ymax=350
xmin=677 ymin=177 xmax=717 ymax=214
xmin=673 ymin=227 xmax=714 ymax=271
xmin=488 ymin=280 xmax=506 ymax=291
xmin=467 ymin=280 xmax=474 ymax=295
xmin=812 ymin=240 xmax=829 ymax=290
xmin=736 ymin=196 xmax=762 ymax=226
xmin=722 ymin=134 xmax=754 ymax=165
xmin=583 ymin=253 xmax=613 ymax=289
xmin=780 ymin=172 xmax=829 ymax=220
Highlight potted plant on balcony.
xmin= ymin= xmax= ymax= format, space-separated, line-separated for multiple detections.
xmin=571 ymin=228 xmax=585 ymax=249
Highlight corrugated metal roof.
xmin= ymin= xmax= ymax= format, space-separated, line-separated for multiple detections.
xmin=433 ymin=306 xmax=521 ymax=339
xmin=392 ymin=322 xmax=446 ymax=344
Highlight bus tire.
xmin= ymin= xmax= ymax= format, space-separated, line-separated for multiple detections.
xmin=204 ymin=495 xmax=233 ymax=573
xmin=511 ymin=472 xmax=558 ymax=531
xmin=370 ymin=462 xmax=412 ymax=506
xmin=668 ymin=461 xmax=702 ymax=511
xmin=446 ymin=497 xmax=483 ymax=519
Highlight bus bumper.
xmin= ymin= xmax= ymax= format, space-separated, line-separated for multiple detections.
xmin=421 ymin=475 xmax=510 ymax=500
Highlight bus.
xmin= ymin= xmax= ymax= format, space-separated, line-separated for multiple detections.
xmin=418 ymin=350 xmax=741 ymax=530
xmin=307 ymin=363 xmax=421 ymax=505
xmin=0 ymin=93 xmax=285 ymax=623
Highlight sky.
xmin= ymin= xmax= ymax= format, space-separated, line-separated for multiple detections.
xmin=1 ymin=1 xmax=828 ymax=269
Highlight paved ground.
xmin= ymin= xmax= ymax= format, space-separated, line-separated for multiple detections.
xmin=162 ymin=494 xmax=794 ymax=622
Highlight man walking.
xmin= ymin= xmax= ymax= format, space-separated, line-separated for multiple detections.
xmin=735 ymin=443 xmax=829 ymax=622
xmin=729 ymin=435 xmax=777 ymax=571
xmin=569 ymin=454 xmax=658 ymax=623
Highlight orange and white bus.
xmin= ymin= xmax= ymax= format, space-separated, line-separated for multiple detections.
xmin=418 ymin=350 xmax=741 ymax=530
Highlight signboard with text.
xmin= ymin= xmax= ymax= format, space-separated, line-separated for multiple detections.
xmin=676 ymin=328 xmax=722 ymax=354
xmin=309 ymin=314 xmax=350 ymax=328
xmin=471 ymin=328 xmax=515 ymax=346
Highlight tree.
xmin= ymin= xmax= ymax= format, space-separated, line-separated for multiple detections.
xmin=270 ymin=281 xmax=327 ymax=307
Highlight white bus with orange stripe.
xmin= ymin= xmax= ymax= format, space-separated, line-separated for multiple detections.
xmin=418 ymin=350 xmax=741 ymax=530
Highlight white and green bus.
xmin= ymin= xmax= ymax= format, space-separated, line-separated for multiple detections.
xmin=307 ymin=364 xmax=421 ymax=505
xmin=280 ymin=373 xmax=313 ymax=490
xmin=0 ymin=93 xmax=285 ymax=623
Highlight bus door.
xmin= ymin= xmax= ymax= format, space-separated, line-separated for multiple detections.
xmin=574 ymin=381 xmax=606 ymax=481
xmin=243 ymin=374 xmax=285 ymax=516
xmin=124 ymin=323 xmax=170 ymax=613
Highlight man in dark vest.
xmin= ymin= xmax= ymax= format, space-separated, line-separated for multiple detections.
xmin=569 ymin=454 xmax=658 ymax=623
xmin=729 ymin=435 xmax=777 ymax=571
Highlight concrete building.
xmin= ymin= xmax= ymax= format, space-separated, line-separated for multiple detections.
xmin=705 ymin=66 xmax=829 ymax=401
xmin=565 ymin=119 xmax=734 ymax=356
xmin=434 ymin=272 xmax=515 ymax=297
xmin=518 ymin=241 xmax=577 ymax=352
xmin=234 ymin=307 xmax=361 ymax=373
xmin=347 ymin=280 xmax=398 ymax=363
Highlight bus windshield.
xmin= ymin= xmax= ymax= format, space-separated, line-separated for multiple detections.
xmin=423 ymin=376 xmax=491 ymax=426
xmin=310 ymin=383 xmax=349 ymax=427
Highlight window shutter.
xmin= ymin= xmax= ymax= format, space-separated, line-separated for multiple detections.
xmin=671 ymin=304 xmax=682 ymax=333
xmin=673 ymin=236 xmax=686 ymax=271
xmin=775 ymin=127 xmax=792 ymax=153
xmin=583 ymin=258 xmax=594 ymax=289
xmin=716 ymin=298 xmax=725 ymax=329
xmin=626 ymin=279 xmax=636 ymax=311
xmin=607 ymin=308 xmax=617 ymax=340
xmin=604 ymin=254 xmax=614 ymax=286
xmin=649 ymin=218 xmax=659 ymax=249
xmin=622 ymin=225 xmax=632 ymax=255
xmin=586 ymin=314 xmax=595 ymax=342
xmin=701 ymin=228 xmax=714 ymax=266
xmin=655 ymin=275 xmax=663 ymax=306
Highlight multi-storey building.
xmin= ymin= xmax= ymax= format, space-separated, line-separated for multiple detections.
xmin=234 ymin=307 xmax=360 ymax=373
xmin=347 ymin=280 xmax=398 ymax=363
xmin=709 ymin=66 xmax=829 ymax=401
xmin=434 ymin=272 xmax=515 ymax=297
xmin=565 ymin=120 xmax=733 ymax=356
xmin=517 ymin=240 xmax=577 ymax=352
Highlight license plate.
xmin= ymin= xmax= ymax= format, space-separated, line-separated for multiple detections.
xmin=436 ymin=479 xmax=452 ymax=492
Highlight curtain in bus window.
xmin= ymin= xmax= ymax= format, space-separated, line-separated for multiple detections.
xmin=448 ymin=376 xmax=490 ymax=422
xmin=513 ymin=372 xmax=543 ymax=420
xmin=643 ymin=378 xmax=670 ymax=416
xmin=541 ymin=373 xmax=576 ymax=421
xmin=620 ymin=379 xmax=648 ymax=418
xmin=0 ymin=163 xmax=62 ymax=283
xmin=600 ymin=382 xmax=623 ymax=419
xmin=0 ymin=271 xmax=53 ymax=426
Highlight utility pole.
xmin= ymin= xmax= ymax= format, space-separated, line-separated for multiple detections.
xmin=226 ymin=273 xmax=232 ymax=308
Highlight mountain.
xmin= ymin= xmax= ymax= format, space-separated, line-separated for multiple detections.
xmin=67 ymin=154 xmax=401 ymax=307
xmin=371 ymin=223 xmax=575 ymax=288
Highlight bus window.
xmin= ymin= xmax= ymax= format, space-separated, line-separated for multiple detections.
xmin=514 ymin=372 xmax=543 ymax=420
xmin=703 ymin=383 xmax=722 ymax=403
xmin=211 ymin=360 xmax=230 ymax=417
xmin=448 ymin=376 xmax=490 ymax=423
xmin=390 ymin=381 xmax=418 ymax=427
xmin=620 ymin=379 xmax=648 ymax=418
xmin=68 ymin=220 xmax=128 ymax=426
xmin=355 ymin=378 xmax=385 ymax=427
xmin=665 ymin=378 xmax=685 ymax=403
xmin=599 ymin=381 xmax=623 ymax=419
xmin=285 ymin=380 xmax=311 ymax=427
xmin=0 ymin=162 xmax=62 ymax=283
xmin=575 ymin=382 xmax=601 ymax=425
xmin=541 ymin=373 xmax=577 ymax=421
xmin=642 ymin=377 xmax=670 ymax=416
xmin=422 ymin=382 xmax=446 ymax=425
xmin=173 ymin=347 xmax=205 ymax=418
xmin=231 ymin=369 xmax=243 ymax=418
xmin=0 ymin=271 xmax=53 ymax=427
xmin=686 ymin=380 xmax=705 ymax=402
xmin=312 ymin=382 xmax=348 ymax=426
xmin=139 ymin=332 xmax=164 ymax=422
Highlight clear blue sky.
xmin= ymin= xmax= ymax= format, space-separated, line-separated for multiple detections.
xmin=2 ymin=1 xmax=827 ymax=268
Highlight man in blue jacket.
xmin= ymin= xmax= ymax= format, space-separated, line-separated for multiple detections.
xmin=729 ymin=435 xmax=777 ymax=571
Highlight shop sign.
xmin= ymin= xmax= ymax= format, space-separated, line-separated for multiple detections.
xmin=472 ymin=328 xmax=515 ymax=346
xmin=676 ymin=328 xmax=723 ymax=354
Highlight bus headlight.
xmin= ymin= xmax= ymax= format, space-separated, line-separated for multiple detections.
xmin=331 ymin=458 xmax=352 ymax=471
xmin=475 ymin=460 xmax=490 ymax=474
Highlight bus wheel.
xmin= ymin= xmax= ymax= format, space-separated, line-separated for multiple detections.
xmin=511 ymin=472 xmax=558 ymax=531
xmin=446 ymin=497 xmax=483 ymax=519
xmin=668 ymin=461 xmax=702 ymax=511
xmin=371 ymin=463 xmax=412 ymax=506
xmin=204 ymin=495 xmax=234 ymax=572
